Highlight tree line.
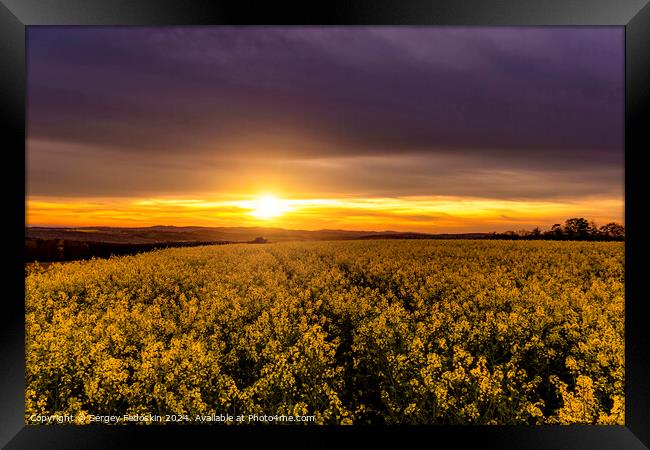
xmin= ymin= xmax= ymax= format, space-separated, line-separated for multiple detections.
xmin=489 ymin=218 xmax=624 ymax=241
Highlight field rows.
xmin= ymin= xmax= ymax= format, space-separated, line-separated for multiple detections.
xmin=26 ymin=240 xmax=624 ymax=424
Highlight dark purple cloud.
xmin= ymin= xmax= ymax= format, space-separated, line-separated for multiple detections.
xmin=27 ymin=26 xmax=623 ymax=199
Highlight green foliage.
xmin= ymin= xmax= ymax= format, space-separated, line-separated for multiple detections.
xmin=26 ymin=240 xmax=624 ymax=424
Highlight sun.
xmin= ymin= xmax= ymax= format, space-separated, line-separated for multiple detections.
xmin=250 ymin=195 xmax=289 ymax=219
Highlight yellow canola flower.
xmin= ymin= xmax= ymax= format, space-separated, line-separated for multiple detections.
xmin=25 ymin=240 xmax=624 ymax=425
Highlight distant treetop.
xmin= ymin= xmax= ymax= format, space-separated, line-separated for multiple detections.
xmin=490 ymin=218 xmax=624 ymax=241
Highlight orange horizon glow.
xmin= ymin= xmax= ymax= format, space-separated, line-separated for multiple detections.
xmin=26 ymin=194 xmax=624 ymax=233
xmin=26 ymin=28 xmax=624 ymax=236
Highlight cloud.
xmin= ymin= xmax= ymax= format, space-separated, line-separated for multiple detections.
xmin=26 ymin=27 xmax=623 ymax=213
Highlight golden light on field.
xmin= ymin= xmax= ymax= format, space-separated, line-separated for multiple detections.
xmin=25 ymin=239 xmax=625 ymax=424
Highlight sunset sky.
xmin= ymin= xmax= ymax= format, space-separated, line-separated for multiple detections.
xmin=27 ymin=27 xmax=624 ymax=232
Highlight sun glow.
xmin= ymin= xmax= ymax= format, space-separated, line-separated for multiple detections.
xmin=250 ymin=195 xmax=289 ymax=219
xmin=26 ymin=194 xmax=623 ymax=232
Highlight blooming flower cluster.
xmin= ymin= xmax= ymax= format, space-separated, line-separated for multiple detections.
xmin=25 ymin=240 xmax=624 ymax=424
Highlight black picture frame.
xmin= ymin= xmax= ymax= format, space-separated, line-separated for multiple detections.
xmin=2 ymin=1 xmax=648 ymax=448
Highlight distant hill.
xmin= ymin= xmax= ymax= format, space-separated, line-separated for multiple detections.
xmin=26 ymin=226 xmax=491 ymax=245
xmin=24 ymin=226 xmax=495 ymax=263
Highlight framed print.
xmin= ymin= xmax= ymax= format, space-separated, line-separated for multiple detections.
xmin=1 ymin=0 xmax=649 ymax=448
